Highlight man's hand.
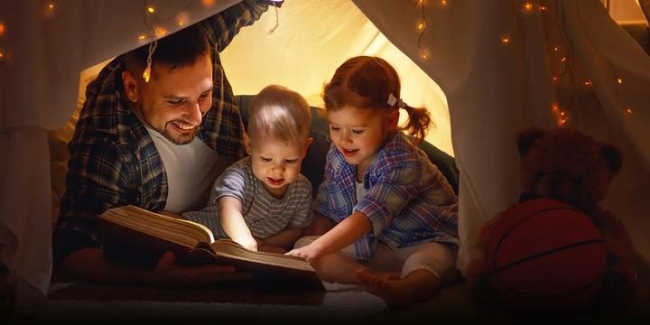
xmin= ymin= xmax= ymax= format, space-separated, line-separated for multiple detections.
xmin=55 ymin=248 xmax=251 ymax=288
xmin=152 ymin=251 xmax=251 ymax=287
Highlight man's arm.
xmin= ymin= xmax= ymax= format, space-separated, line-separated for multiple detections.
xmin=199 ymin=1 xmax=273 ymax=159
xmin=56 ymin=247 xmax=250 ymax=288
xmin=54 ymin=134 xmax=249 ymax=286
xmin=201 ymin=0 xmax=271 ymax=52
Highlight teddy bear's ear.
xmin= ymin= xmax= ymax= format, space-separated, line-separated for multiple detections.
xmin=517 ymin=127 xmax=545 ymax=156
xmin=602 ymin=144 xmax=623 ymax=174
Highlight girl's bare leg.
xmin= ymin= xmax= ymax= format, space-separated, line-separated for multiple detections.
xmin=312 ymin=252 xmax=371 ymax=284
xmin=358 ymin=269 xmax=440 ymax=308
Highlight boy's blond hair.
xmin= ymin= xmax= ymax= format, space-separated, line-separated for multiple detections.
xmin=248 ymin=85 xmax=312 ymax=145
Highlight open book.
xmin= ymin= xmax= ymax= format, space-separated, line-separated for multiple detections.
xmin=97 ymin=205 xmax=324 ymax=291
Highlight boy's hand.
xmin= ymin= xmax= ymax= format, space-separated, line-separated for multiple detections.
xmin=232 ymin=236 xmax=259 ymax=252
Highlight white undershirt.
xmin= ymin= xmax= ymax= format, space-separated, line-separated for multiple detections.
xmin=356 ymin=180 xmax=367 ymax=203
xmin=146 ymin=127 xmax=230 ymax=213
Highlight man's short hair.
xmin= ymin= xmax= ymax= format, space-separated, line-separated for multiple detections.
xmin=126 ymin=23 xmax=210 ymax=74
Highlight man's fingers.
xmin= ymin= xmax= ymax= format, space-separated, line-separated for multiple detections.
xmin=205 ymin=264 xmax=237 ymax=273
xmin=193 ymin=267 xmax=252 ymax=284
xmin=155 ymin=251 xmax=176 ymax=270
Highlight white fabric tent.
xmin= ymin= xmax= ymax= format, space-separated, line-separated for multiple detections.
xmin=1 ymin=0 xmax=649 ymax=308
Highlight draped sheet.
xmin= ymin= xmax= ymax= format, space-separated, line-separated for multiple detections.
xmin=353 ymin=0 xmax=650 ymax=272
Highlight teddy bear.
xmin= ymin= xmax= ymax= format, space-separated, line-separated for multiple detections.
xmin=465 ymin=126 xmax=637 ymax=313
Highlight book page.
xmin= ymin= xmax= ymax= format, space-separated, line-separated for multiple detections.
xmin=210 ymin=239 xmax=315 ymax=272
xmin=101 ymin=205 xmax=215 ymax=247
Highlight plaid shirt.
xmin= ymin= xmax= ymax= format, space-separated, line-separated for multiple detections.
xmin=53 ymin=1 xmax=269 ymax=265
xmin=314 ymin=132 xmax=460 ymax=261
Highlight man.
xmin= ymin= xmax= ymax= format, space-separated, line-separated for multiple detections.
xmin=53 ymin=1 xmax=271 ymax=287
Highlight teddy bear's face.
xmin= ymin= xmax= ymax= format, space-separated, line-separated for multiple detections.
xmin=517 ymin=128 xmax=622 ymax=213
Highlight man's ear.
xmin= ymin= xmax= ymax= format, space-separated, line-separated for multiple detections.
xmin=302 ymin=137 xmax=314 ymax=158
xmin=121 ymin=70 xmax=140 ymax=103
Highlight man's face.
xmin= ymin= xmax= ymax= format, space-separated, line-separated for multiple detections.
xmin=136 ymin=53 xmax=213 ymax=145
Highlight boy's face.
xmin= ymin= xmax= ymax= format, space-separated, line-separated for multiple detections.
xmin=248 ymin=135 xmax=311 ymax=199
xmin=125 ymin=53 xmax=213 ymax=145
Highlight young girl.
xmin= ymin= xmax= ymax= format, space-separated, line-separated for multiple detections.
xmin=286 ymin=56 xmax=459 ymax=308
xmin=183 ymin=84 xmax=314 ymax=253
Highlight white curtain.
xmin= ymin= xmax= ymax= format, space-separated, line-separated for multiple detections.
xmin=353 ymin=0 xmax=650 ymax=272
xmin=0 ymin=0 xmax=240 ymax=307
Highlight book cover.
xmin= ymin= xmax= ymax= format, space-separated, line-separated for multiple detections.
xmin=98 ymin=205 xmax=324 ymax=291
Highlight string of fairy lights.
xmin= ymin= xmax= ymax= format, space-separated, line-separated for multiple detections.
xmin=407 ymin=0 xmax=635 ymax=127
xmin=0 ymin=0 xmax=282 ymax=63
xmin=0 ymin=0 xmax=636 ymax=125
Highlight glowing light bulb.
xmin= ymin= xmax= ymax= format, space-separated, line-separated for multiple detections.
xmin=617 ymin=78 xmax=623 ymax=84
xmin=142 ymin=67 xmax=151 ymax=82
xmin=44 ymin=1 xmax=57 ymax=18
xmin=625 ymin=108 xmax=633 ymax=114
xmin=418 ymin=22 xmax=425 ymax=30
xmin=523 ymin=2 xmax=533 ymax=11
xmin=154 ymin=27 xmax=168 ymax=38
xmin=147 ymin=7 xmax=155 ymax=13
xmin=501 ymin=37 xmax=510 ymax=44
xmin=0 ymin=22 xmax=5 ymax=36
xmin=138 ymin=35 xmax=147 ymax=41
xmin=551 ymin=103 xmax=559 ymax=112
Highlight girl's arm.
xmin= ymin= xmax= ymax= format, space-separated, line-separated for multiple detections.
xmin=219 ymin=196 xmax=258 ymax=251
xmin=286 ymin=211 xmax=372 ymax=262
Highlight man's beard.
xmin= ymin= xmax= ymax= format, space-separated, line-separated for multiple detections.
xmin=159 ymin=124 xmax=198 ymax=145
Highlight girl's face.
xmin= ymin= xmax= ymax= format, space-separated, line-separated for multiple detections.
xmin=327 ymin=105 xmax=397 ymax=176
